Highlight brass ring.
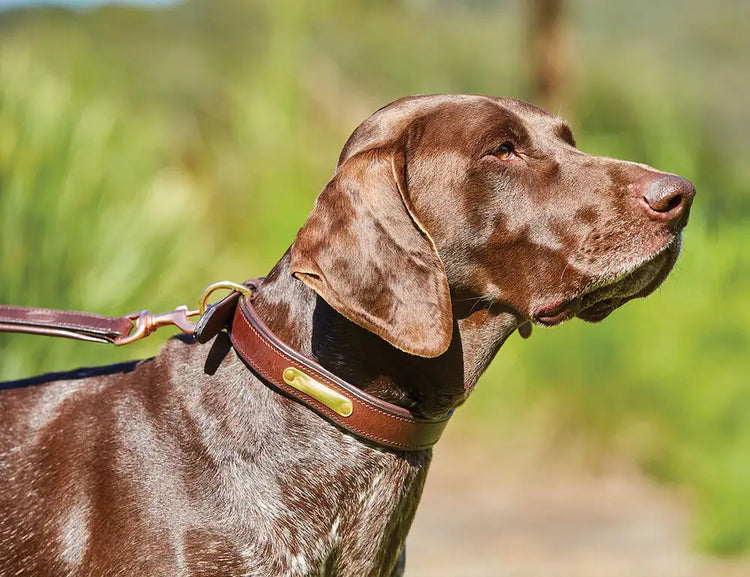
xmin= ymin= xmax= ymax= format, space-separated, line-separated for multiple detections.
xmin=198 ymin=281 xmax=253 ymax=315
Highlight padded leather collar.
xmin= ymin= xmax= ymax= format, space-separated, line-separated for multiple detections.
xmin=195 ymin=282 xmax=451 ymax=452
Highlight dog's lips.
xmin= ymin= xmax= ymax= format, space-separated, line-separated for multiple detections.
xmin=532 ymin=295 xmax=621 ymax=326
xmin=532 ymin=297 xmax=582 ymax=326
xmin=576 ymin=297 xmax=623 ymax=322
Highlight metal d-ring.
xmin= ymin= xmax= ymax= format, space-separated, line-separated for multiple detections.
xmin=198 ymin=281 xmax=254 ymax=316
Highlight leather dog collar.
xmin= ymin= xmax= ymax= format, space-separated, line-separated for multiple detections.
xmin=195 ymin=283 xmax=451 ymax=452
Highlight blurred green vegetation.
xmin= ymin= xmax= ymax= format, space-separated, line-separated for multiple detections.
xmin=1 ymin=0 xmax=748 ymax=555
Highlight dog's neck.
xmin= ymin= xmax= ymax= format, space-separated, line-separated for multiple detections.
xmin=251 ymin=251 xmax=521 ymax=418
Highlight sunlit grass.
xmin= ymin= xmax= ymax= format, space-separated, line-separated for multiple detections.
xmin=0 ymin=46 xmax=214 ymax=377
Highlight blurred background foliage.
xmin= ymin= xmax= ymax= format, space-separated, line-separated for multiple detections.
xmin=0 ymin=0 xmax=748 ymax=556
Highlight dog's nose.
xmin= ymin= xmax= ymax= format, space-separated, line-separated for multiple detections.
xmin=643 ymin=175 xmax=696 ymax=228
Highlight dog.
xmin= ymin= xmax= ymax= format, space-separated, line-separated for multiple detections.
xmin=0 ymin=95 xmax=695 ymax=576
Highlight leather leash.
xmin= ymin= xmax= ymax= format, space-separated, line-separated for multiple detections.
xmin=0 ymin=280 xmax=450 ymax=451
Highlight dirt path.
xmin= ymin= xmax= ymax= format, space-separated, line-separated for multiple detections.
xmin=405 ymin=421 xmax=748 ymax=577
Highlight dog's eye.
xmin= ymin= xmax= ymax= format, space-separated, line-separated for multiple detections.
xmin=494 ymin=143 xmax=515 ymax=161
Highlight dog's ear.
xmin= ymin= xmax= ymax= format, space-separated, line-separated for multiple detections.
xmin=290 ymin=148 xmax=453 ymax=358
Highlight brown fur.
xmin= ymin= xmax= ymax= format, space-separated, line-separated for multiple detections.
xmin=0 ymin=95 xmax=694 ymax=576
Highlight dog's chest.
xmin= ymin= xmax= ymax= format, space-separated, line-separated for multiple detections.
xmin=194 ymin=436 xmax=430 ymax=577
xmin=212 ymin=434 xmax=428 ymax=577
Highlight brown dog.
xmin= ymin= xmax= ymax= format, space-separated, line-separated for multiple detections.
xmin=0 ymin=95 xmax=694 ymax=576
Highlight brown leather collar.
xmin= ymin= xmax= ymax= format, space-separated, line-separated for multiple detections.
xmin=195 ymin=284 xmax=451 ymax=451
xmin=0 ymin=281 xmax=451 ymax=452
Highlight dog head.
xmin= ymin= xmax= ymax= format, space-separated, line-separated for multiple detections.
xmin=291 ymin=95 xmax=695 ymax=357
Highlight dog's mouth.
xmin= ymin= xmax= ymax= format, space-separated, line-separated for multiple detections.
xmin=532 ymin=238 xmax=681 ymax=327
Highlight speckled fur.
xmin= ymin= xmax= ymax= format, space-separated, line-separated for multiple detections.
xmin=0 ymin=95 xmax=693 ymax=576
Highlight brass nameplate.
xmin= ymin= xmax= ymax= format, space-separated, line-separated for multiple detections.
xmin=282 ymin=367 xmax=353 ymax=417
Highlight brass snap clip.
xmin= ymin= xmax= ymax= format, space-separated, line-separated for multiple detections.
xmin=114 ymin=305 xmax=200 ymax=346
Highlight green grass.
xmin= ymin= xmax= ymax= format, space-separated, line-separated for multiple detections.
xmin=0 ymin=0 xmax=748 ymax=555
